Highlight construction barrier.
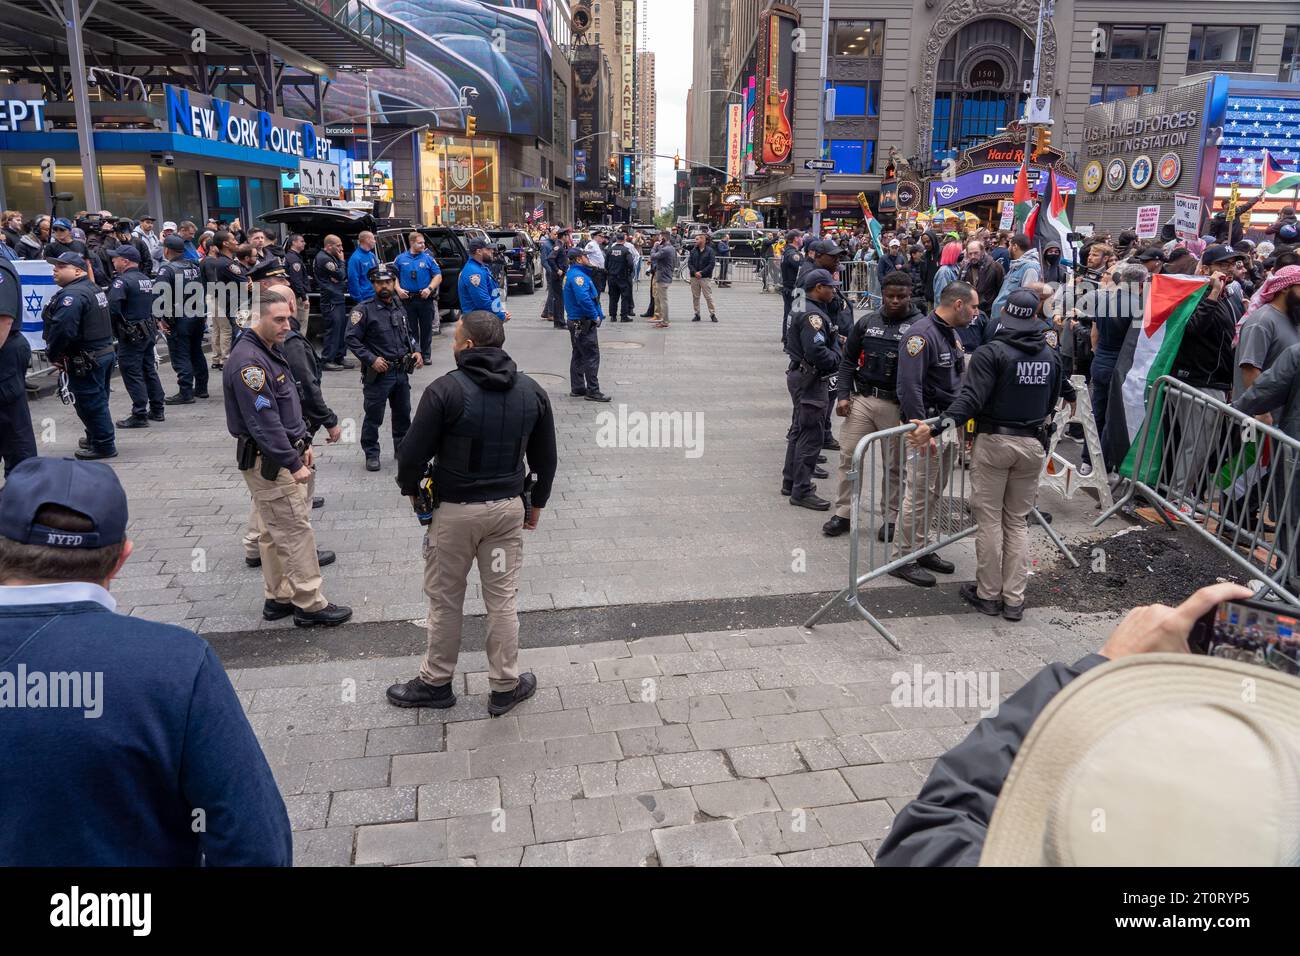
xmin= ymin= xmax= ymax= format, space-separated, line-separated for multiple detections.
xmin=805 ymin=417 xmax=1076 ymax=647
xmin=1097 ymin=375 xmax=1300 ymax=605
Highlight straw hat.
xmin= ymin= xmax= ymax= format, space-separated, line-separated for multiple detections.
xmin=981 ymin=653 xmax=1300 ymax=866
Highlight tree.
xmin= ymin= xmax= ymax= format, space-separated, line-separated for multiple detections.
xmin=653 ymin=206 xmax=674 ymax=230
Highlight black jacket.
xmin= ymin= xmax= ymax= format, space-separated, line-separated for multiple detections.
xmin=687 ymin=244 xmax=716 ymax=278
xmin=396 ymin=347 xmax=557 ymax=507
xmin=942 ymin=324 xmax=1076 ymax=431
xmin=838 ymin=303 xmax=925 ymax=400
xmin=282 ymin=329 xmax=336 ymax=434
xmin=1172 ymin=293 xmax=1236 ymax=391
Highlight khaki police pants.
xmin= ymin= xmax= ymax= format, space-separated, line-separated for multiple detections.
xmin=652 ymin=281 xmax=671 ymax=323
xmin=420 ymin=498 xmax=525 ymax=693
xmin=833 ymin=393 xmax=904 ymax=522
xmin=211 ymin=301 xmax=233 ymax=365
xmin=893 ymin=440 xmax=957 ymax=556
xmin=246 ymin=468 xmax=315 ymax=561
xmin=970 ymin=434 xmax=1044 ymax=607
xmin=690 ymin=276 xmax=716 ymax=315
xmin=242 ymin=467 xmax=327 ymax=611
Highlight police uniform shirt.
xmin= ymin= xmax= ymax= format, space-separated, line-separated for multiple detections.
xmin=394 ymin=249 xmax=440 ymax=294
xmin=44 ymin=277 xmax=111 ymax=362
xmin=838 ymin=304 xmax=924 ymax=401
xmin=155 ymin=258 xmax=203 ymax=320
xmin=345 ymin=296 xmax=417 ymax=368
xmin=897 ymin=312 xmax=966 ymax=422
xmin=108 ymin=268 xmax=154 ymax=325
xmin=781 ymin=246 xmax=803 ymax=290
xmin=0 ymin=256 xmax=30 ymax=404
xmin=786 ymin=301 xmax=841 ymax=375
xmin=214 ymin=255 xmax=247 ymax=286
xmin=563 ymin=264 xmax=604 ymax=321
xmin=283 ymin=250 xmax=310 ymax=299
xmin=605 ymin=243 xmax=630 ymax=280
xmin=458 ymin=259 xmax=504 ymax=320
xmin=314 ymin=250 xmax=345 ymax=299
xmin=223 ymin=332 xmax=309 ymax=472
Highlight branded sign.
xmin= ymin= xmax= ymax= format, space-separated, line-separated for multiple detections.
xmin=727 ymin=104 xmax=743 ymax=180
xmin=895 ymin=181 xmax=921 ymax=209
xmin=166 ymin=87 xmax=331 ymax=161
xmin=927 ymin=168 xmax=1077 ymax=207
xmin=757 ymin=11 xmax=797 ymax=167
xmin=621 ymin=0 xmax=636 ymax=152
xmin=573 ymin=48 xmax=601 ymax=184
xmin=0 ymin=96 xmax=46 ymax=132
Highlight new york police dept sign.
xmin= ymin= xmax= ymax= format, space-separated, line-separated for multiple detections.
xmin=165 ymin=86 xmax=332 ymax=161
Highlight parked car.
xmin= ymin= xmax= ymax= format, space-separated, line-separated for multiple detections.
xmin=488 ymin=230 xmax=543 ymax=293
xmin=709 ymin=227 xmax=766 ymax=259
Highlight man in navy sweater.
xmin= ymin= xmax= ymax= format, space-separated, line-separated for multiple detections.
xmin=0 ymin=458 xmax=291 ymax=866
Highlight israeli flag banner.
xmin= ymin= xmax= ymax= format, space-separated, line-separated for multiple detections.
xmin=14 ymin=260 xmax=56 ymax=351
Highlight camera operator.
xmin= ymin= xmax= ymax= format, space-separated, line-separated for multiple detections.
xmin=388 ymin=311 xmax=557 ymax=717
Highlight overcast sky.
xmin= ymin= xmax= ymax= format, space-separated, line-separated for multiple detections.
xmin=647 ymin=0 xmax=693 ymax=207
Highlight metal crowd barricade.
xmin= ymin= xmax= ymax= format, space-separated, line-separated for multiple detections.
xmin=805 ymin=419 xmax=1077 ymax=647
xmin=1097 ymin=375 xmax=1300 ymax=606
xmin=711 ymin=256 xmax=773 ymax=287
xmin=838 ymin=260 xmax=881 ymax=312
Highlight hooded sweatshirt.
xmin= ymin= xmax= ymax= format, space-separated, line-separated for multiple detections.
xmin=991 ymin=247 xmax=1041 ymax=320
xmin=395 ymin=346 xmax=557 ymax=507
xmin=943 ymin=322 xmax=1073 ymax=431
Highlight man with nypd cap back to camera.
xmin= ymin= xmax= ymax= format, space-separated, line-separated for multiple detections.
xmin=347 ymin=265 xmax=423 ymax=472
xmin=43 ymin=251 xmax=117 ymax=460
xmin=157 ymin=234 xmax=210 ymax=405
xmin=107 ymin=244 xmax=166 ymax=430
xmin=907 ymin=287 xmax=1075 ymax=621
xmin=824 ymin=270 xmax=925 ymax=540
xmin=388 ymin=310 xmax=558 ymax=716
xmin=779 ymin=231 xmax=803 ymax=343
xmin=799 ymin=238 xmax=853 ymax=452
xmin=458 ymin=237 xmax=511 ymax=323
xmin=782 ymin=268 xmax=843 ymax=510
xmin=564 ymin=246 xmax=612 ymax=403
xmin=225 ymin=288 xmax=351 ymax=627
xmin=890 ymin=280 xmax=980 ymax=588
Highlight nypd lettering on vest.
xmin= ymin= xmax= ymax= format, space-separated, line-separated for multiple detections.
xmin=1018 ymin=361 xmax=1052 ymax=386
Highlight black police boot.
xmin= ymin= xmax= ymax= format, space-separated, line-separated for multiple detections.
xmin=263 ymin=599 xmax=294 ymax=622
xmin=386 ymin=677 xmax=456 ymax=709
xmin=164 ymin=393 xmax=195 ymax=405
xmin=148 ymin=409 xmax=165 ymax=423
xmin=585 ymin=391 xmax=613 ymax=403
xmin=790 ymin=493 xmax=831 ymax=511
xmin=74 ymin=447 xmax=117 ymax=461
xmin=194 ymin=390 xmax=209 ymax=399
xmin=78 ymin=437 xmax=91 ymax=450
xmin=823 ymin=438 xmax=841 ymax=451
xmin=312 ymin=497 xmax=325 ymax=510
xmin=780 ymin=483 xmax=793 ymax=497
xmin=570 ymin=389 xmax=587 ymax=397
xmin=246 ymin=555 xmax=262 ymax=568
xmin=1002 ymin=602 xmax=1025 ymax=622
xmin=711 ymin=314 xmax=718 ymax=323
xmin=293 ymin=603 xmax=353 ymax=628
xmin=365 ymin=458 xmax=381 ymax=472
xmin=692 ymin=313 xmax=701 ymax=322
xmin=918 ymin=553 xmax=955 ymax=575
xmin=316 ymin=550 xmax=336 ymax=568
xmin=889 ymin=562 xmax=936 ymax=588
xmin=816 ymin=455 xmax=827 ymax=464
xmin=619 ymin=316 xmax=633 ymax=322
xmin=960 ymin=583 xmax=1003 ymax=617
xmin=813 ymin=466 xmax=829 ymax=479
xmin=488 ymin=672 xmax=538 ymax=718
xmin=322 ymin=362 xmax=345 ymax=372
xmin=876 ymin=522 xmax=895 ymax=542
xmin=822 ymin=515 xmax=851 ymax=537
xmin=115 ymin=415 xmax=149 ymax=429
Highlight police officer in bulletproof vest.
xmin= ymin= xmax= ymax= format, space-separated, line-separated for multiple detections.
xmin=43 ymin=252 xmax=117 ymax=460
xmin=564 ymin=247 xmax=611 ymax=403
xmin=0 ymin=253 xmax=37 ymax=475
xmin=388 ymin=310 xmax=558 ymax=716
xmin=782 ymin=268 xmax=844 ymax=510
xmin=823 ymin=270 xmax=925 ymax=540
xmin=107 ymin=245 xmax=166 ymax=430
xmin=315 ymin=234 xmax=353 ymax=370
xmin=605 ymin=231 xmax=635 ymax=322
xmin=157 ymin=235 xmax=210 ymax=405
xmin=907 ymin=288 xmax=1075 ymax=622
xmin=780 ymin=231 xmax=804 ymax=344
xmin=346 ymin=265 xmax=424 ymax=472
xmin=889 ymin=280 xmax=981 ymax=588
xmin=224 ymin=289 xmax=351 ymax=628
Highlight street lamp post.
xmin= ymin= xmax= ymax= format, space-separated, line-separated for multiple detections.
xmin=811 ymin=0 xmax=831 ymax=235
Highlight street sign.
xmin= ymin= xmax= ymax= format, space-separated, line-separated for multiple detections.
xmin=298 ymin=158 xmax=341 ymax=199
xmin=804 ymin=159 xmax=835 ymax=172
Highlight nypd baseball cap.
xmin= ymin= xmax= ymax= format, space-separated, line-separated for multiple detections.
xmin=162 ymin=235 xmax=186 ymax=252
xmin=0 ymin=458 xmax=128 ymax=549
xmin=51 ymin=218 xmax=73 ymax=231
xmin=110 ymin=245 xmax=140 ymax=264
xmin=801 ymin=267 xmax=840 ymax=290
xmin=1000 ymin=288 xmax=1041 ymax=328
xmin=45 ymin=251 xmax=88 ymax=268
xmin=467 ymin=238 xmax=490 ymax=253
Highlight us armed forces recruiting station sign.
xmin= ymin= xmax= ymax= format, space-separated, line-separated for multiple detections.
xmin=1075 ymin=80 xmax=1212 ymax=234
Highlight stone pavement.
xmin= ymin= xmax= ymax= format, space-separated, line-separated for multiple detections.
xmin=231 ymin=609 xmax=1119 ymax=866
xmin=18 ymin=279 xmax=1107 ymax=635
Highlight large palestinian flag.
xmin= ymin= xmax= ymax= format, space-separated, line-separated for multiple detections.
xmin=857 ymin=192 xmax=884 ymax=258
xmin=1011 ymin=164 xmax=1033 ymax=232
xmin=1263 ymin=149 xmax=1300 ymax=195
xmin=1034 ymin=168 xmax=1073 ymax=264
xmin=1119 ymin=274 xmax=1212 ymax=483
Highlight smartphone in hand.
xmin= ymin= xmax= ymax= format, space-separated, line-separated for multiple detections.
xmin=1189 ymin=596 xmax=1300 ymax=676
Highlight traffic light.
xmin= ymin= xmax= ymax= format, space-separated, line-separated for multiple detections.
xmin=609 ymin=155 xmax=617 ymax=171
xmin=814 ymin=192 xmax=827 ymax=212
xmin=1032 ymin=127 xmax=1051 ymax=159
xmin=465 ymin=114 xmax=477 ymax=138
xmin=424 ymin=130 xmax=435 ymax=151
xmin=674 ymin=152 xmax=681 ymax=171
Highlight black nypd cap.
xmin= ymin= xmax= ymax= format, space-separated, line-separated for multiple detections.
xmin=467 ymin=238 xmax=490 ymax=253
xmin=110 ymin=245 xmax=140 ymax=264
xmin=0 ymin=458 xmax=128 ymax=549
xmin=810 ymin=239 xmax=846 ymax=257
xmin=162 ymin=235 xmax=187 ymax=252
xmin=1000 ymin=288 xmax=1041 ymax=328
xmin=45 ymin=251 xmax=88 ymax=268
xmin=1134 ymin=246 xmax=1166 ymax=263
xmin=800 ymin=267 xmax=840 ymax=290
xmin=367 ymin=264 xmax=397 ymax=282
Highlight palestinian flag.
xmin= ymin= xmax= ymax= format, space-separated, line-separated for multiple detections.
xmin=1035 ymin=168 xmax=1074 ymax=264
xmin=1119 ymin=274 xmax=1212 ymax=483
xmin=857 ymin=192 xmax=884 ymax=258
xmin=1011 ymin=163 xmax=1033 ymax=231
xmin=1263 ymin=149 xmax=1300 ymax=195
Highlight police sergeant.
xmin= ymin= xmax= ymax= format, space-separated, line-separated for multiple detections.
xmin=43 ymin=252 xmax=117 ymax=460
xmin=347 ymin=265 xmax=423 ymax=472
xmin=458 ymin=238 xmax=511 ymax=323
xmin=563 ymin=247 xmax=611 ymax=403
xmin=106 ymin=245 xmax=166 ymax=429
xmin=889 ymin=280 xmax=980 ymax=588
xmin=782 ymin=268 xmax=843 ymax=510
xmin=823 ymin=270 xmax=924 ymax=540
xmin=907 ymin=288 xmax=1075 ymax=621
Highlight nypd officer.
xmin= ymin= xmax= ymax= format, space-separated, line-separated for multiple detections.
xmin=779 ymin=231 xmax=804 ymax=344
xmin=44 ymin=252 xmax=116 ymax=460
xmin=605 ymin=231 xmax=634 ymax=322
xmin=282 ymin=233 xmax=312 ymax=329
xmin=890 ymin=280 xmax=980 ymax=587
xmin=799 ymin=238 xmax=853 ymax=451
xmin=157 ymin=235 xmax=209 ymax=405
xmin=395 ymin=231 xmax=443 ymax=363
xmin=315 ymin=234 xmax=352 ymax=370
xmin=0 ymin=252 xmax=37 ymax=475
xmin=458 ymin=238 xmax=510 ymax=323
xmin=564 ymin=247 xmax=611 ymax=403
xmin=782 ymin=268 xmax=843 ymax=510
xmin=907 ymin=288 xmax=1075 ymax=621
xmin=823 ymin=270 xmax=925 ymax=539
xmin=347 ymin=265 xmax=423 ymax=472
xmin=224 ymin=288 xmax=350 ymax=627
xmin=107 ymin=245 xmax=166 ymax=429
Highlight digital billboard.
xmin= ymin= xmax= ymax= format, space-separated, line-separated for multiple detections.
xmin=319 ymin=0 xmax=554 ymax=140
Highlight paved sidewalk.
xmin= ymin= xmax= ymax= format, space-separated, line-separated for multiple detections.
xmin=19 ymin=280 xmax=1107 ymax=635
xmin=231 ymin=609 xmax=1118 ymax=866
